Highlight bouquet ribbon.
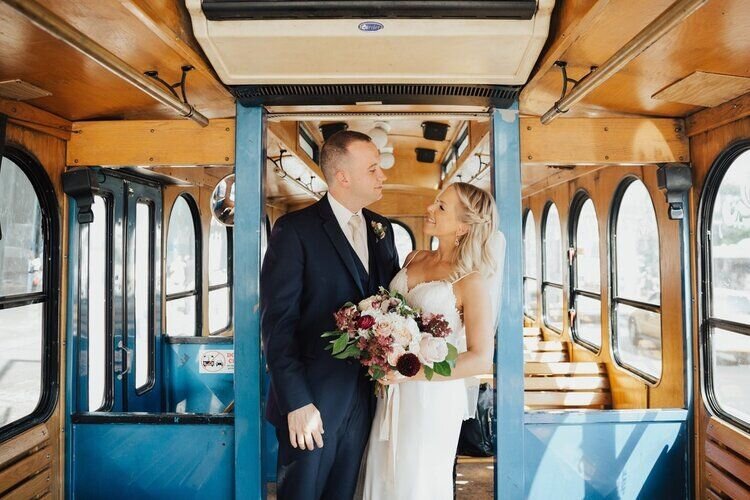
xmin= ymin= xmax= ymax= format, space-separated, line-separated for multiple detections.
xmin=378 ymin=384 xmax=400 ymax=485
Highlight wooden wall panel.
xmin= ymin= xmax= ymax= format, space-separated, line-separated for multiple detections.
xmin=2 ymin=119 xmax=68 ymax=498
xmin=523 ymin=163 xmax=684 ymax=409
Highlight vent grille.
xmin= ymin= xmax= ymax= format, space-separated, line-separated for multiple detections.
xmin=0 ymin=80 xmax=52 ymax=101
xmin=232 ymin=84 xmax=520 ymax=107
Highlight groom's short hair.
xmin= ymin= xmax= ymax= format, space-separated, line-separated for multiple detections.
xmin=320 ymin=130 xmax=373 ymax=182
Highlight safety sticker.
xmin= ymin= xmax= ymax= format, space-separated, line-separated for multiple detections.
xmin=199 ymin=350 xmax=234 ymax=374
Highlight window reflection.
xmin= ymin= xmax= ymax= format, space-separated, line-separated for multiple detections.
xmin=391 ymin=221 xmax=415 ymax=267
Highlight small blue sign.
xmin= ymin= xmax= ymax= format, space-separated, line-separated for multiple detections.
xmin=358 ymin=21 xmax=384 ymax=32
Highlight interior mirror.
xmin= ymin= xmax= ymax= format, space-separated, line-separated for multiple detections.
xmin=211 ymin=174 xmax=235 ymax=226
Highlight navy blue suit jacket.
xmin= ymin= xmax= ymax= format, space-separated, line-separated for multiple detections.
xmin=260 ymin=195 xmax=400 ymax=430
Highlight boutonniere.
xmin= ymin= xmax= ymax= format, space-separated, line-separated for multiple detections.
xmin=371 ymin=221 xmax=387 ymax=241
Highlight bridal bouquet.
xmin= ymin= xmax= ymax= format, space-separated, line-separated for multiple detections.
xmin=322 ymin=287 xmax=458 ymax=382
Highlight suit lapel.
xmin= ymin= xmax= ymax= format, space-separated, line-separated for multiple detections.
xmin=363 ymin=210 xmax=385 ymax=284
xmin=319 ymin=196 xmax=366 ymax=296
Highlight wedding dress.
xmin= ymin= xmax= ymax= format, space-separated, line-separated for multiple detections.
xmin=361 ymin=263 xmax=472 ymax=500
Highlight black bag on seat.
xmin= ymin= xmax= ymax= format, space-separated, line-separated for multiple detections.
xmin=456 ymin=383 xmax=496 ymax=457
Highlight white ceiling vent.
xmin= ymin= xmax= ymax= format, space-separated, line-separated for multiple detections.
xmin=186 ymin=0 xmax=555 ymax=86
xmin=0 ymin=80 xmax=52 ymax=101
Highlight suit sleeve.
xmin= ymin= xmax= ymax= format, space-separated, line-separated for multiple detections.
xmin=260 ymin=216 xmax=314 ymax=415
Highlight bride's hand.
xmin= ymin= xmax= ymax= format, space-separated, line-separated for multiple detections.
xmin=379 ymin=369 xmax=425 ymax=385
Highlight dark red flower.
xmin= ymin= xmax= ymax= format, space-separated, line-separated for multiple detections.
xmin=356 ymin=315 xmax=376 ymax=330
xmin=396 ymin=353 xmax=421 ymax=377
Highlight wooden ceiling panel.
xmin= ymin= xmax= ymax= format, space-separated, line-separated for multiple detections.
xmin=522 ymin=0 xmax=750 ymax=118
xmin=0 ymin=0 xmax=232 ymax=122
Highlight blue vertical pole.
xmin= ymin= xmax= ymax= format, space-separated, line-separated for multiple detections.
xmin=234 ymin=104 xmax=266 ymax=500
xmin=491 ymin=105 xmax=524 ymax=499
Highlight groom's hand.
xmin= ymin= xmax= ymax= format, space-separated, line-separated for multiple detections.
xmin=287 ymin=403 xmax=325 ymax=450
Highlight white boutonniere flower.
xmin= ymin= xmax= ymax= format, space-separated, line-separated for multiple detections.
xmin=371 ymin=221 xmax=387 ymax=241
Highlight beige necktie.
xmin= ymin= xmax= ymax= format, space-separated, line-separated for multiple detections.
xmin=348 ymin=214 xmax=368 ymax=271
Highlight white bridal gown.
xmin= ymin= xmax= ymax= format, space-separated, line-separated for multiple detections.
xmin=361 ymin=265 xmax=472 ymax=500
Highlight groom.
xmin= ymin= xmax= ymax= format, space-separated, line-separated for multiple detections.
xmin=260 ymin=130 xmax=401 ymax=499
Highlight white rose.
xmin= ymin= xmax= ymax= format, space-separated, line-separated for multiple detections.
xmin=387 ymin=344 xmax=405 ymax=366
xmin=359 ymin=297 xmax=378 ymax=311
xmin=418 ymin=335 xmax=449 ymax=367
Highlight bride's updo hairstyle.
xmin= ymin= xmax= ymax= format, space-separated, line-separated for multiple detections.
xmin=451 ymin=182 xmax=499 ymax=280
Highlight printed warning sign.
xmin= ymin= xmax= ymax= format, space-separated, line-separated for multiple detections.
xmin=199 ymin=350 xmax=234 ymax=374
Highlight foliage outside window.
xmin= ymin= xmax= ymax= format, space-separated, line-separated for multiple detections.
xmin=209 ymin=218 xmax=232 ymax=334
xmin=570 ymin=195 xmax=602 ymax=350
xmin=523 ymin=210 xmax=538 ymax=319
xmin=166 ymin=195 xmax=200 ymax=336
xmin=611 ymin=179 xmax=662 ymax=381
xmin=0 ymin=153 xmax=57 ymax=440
xmin=542 ymin=203 xmax=563 ymax=331
xmin=703 ymin=148 xmax=750 ymax=429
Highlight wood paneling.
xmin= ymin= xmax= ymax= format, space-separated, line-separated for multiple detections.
xmin=522 ymin=0 xmax=750 ymax=119
xmin=686 ymin=92 xmax=750 ymax=138
xmin=67 ymin=119 xmax=234 ymax=167
xmin=520 ymin=117 xmax=689 ymax=166
xmin=523 ymin=163 xmax=685 ymax=409
xmin=0 ymin=98 xmax=72 ymax=141
xmin=0 ymin=0 xmax=233 ymax=122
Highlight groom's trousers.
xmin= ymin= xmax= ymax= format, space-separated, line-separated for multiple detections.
xmin=275 ymin=380 xmax=372 ymax=500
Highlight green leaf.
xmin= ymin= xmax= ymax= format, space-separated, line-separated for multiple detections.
xmin=322 ymin=330 xmax=344 ymax=338
xmin=423 ymin=365 xmax=434 ymax=381
xmin=324 ymin=344 xmax=333 ymax=351
xmin=371 ymin=366 xmax=385 ymax=380
xmin=332 ymin=332 xmax=350 ymax=355
xmin=445 ymin=343 xmax=459 ymax=362
xmin=433 ymin=361 xmax=451 ymax=377
xmin=334 ymin=344 xmax=361 ymax=359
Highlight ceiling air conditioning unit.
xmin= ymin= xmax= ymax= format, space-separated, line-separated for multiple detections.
xmin=186 ymin=0 xmax=554 ymax=106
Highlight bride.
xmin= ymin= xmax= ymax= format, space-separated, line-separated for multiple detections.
xmin=361 ymin=182 xmax=505 ymax=500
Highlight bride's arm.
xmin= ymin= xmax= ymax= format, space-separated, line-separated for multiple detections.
xmin=385 ymin=274 xmax=495 ymax=383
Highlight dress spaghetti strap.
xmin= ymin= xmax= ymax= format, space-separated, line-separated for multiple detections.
xmin=403 ymin=250 xmax=422 ymax=268
xmin=451 ymin=270 xmax=478 ymax=285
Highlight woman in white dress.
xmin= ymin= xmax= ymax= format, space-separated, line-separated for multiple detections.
xmin=361 ymin=182 xmax=504 ymax=500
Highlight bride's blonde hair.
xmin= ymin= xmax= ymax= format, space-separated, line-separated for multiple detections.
xmin=450 ymin=182 xmax=499 ymax=280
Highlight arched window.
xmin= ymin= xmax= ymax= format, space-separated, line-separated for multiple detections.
xmin=542 ymin=203 xmax=563 ymax=331
xmin=569 ymin=193 xmax=601 ymax=350
xmin=391 ymin=220 xmax=416 ymax=267
xmin=0 ymin=149 xmax=59 ymax=441
xmin=166 ymin=194 xmax=201 ymax=336
xmin=523 ymin=210 xmax=537 ymax=319
xmin=610 ymin=178 xmax=662 ymax=381
xmin=700 ymin=144 xmax=750 ymax=430
xmin=208 ymin=218 xmax=232 ymax=334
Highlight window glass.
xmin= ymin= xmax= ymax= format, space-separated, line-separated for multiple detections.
xmin=575 ymin=199 xmax=600 ymax=292
xmin=543 ymin=204 xmax=562 ymax=284
xmin=89 ymin=196 xmax=108 ymax=410
xmin=0 ymin=157 xmax=43 ymax=297
xmin=392 ymin=221 xmax=415 ymax=267
xmin=166 ymin=197 xmax=196 ymax=295
xmin=209 ymin=288 xmax=231 ymax=334
xmin=209 ymin=218 xmax=229 ymax=287
xmin=166 ymin=296 xmax=197 ymax=337
xmin=709 ymin=151 xmax=750 ymax=324
xmin=524 ymin=211 xmax=537 ymax=279
xmin=575 ymin=296 xmax=601 ymax=347
xmin=615 ymin=181 xmax=660 ymax=305
xmin=135 ymin=202 xmax=152 ymax=390
xmin=430 ymin=236 xmax=439 ymax=251
xmin=543 ymin=287 xmax=564 ymax=331
xmin=0 ymin=303 xmax=43 ymax=426
xmin=710 ymin=328 xmax=750 ymax=424
xmin=615 ymin=303 xmax=662 ymax=379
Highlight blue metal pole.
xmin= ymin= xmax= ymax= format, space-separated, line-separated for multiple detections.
xmin=491 ymin=105 xmax=525 ymax=499
xmin=234 ymin=104 xmax=266 ymax=500
xmin=679 ymin=190 xmax=694 ymax=499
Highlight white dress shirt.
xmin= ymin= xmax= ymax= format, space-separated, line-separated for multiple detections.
xmin=328 ymin=194 xmax=369 ymax=273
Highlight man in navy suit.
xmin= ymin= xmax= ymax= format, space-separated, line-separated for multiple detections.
xmin=261 ymin=131 xmax=401 ymax=499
